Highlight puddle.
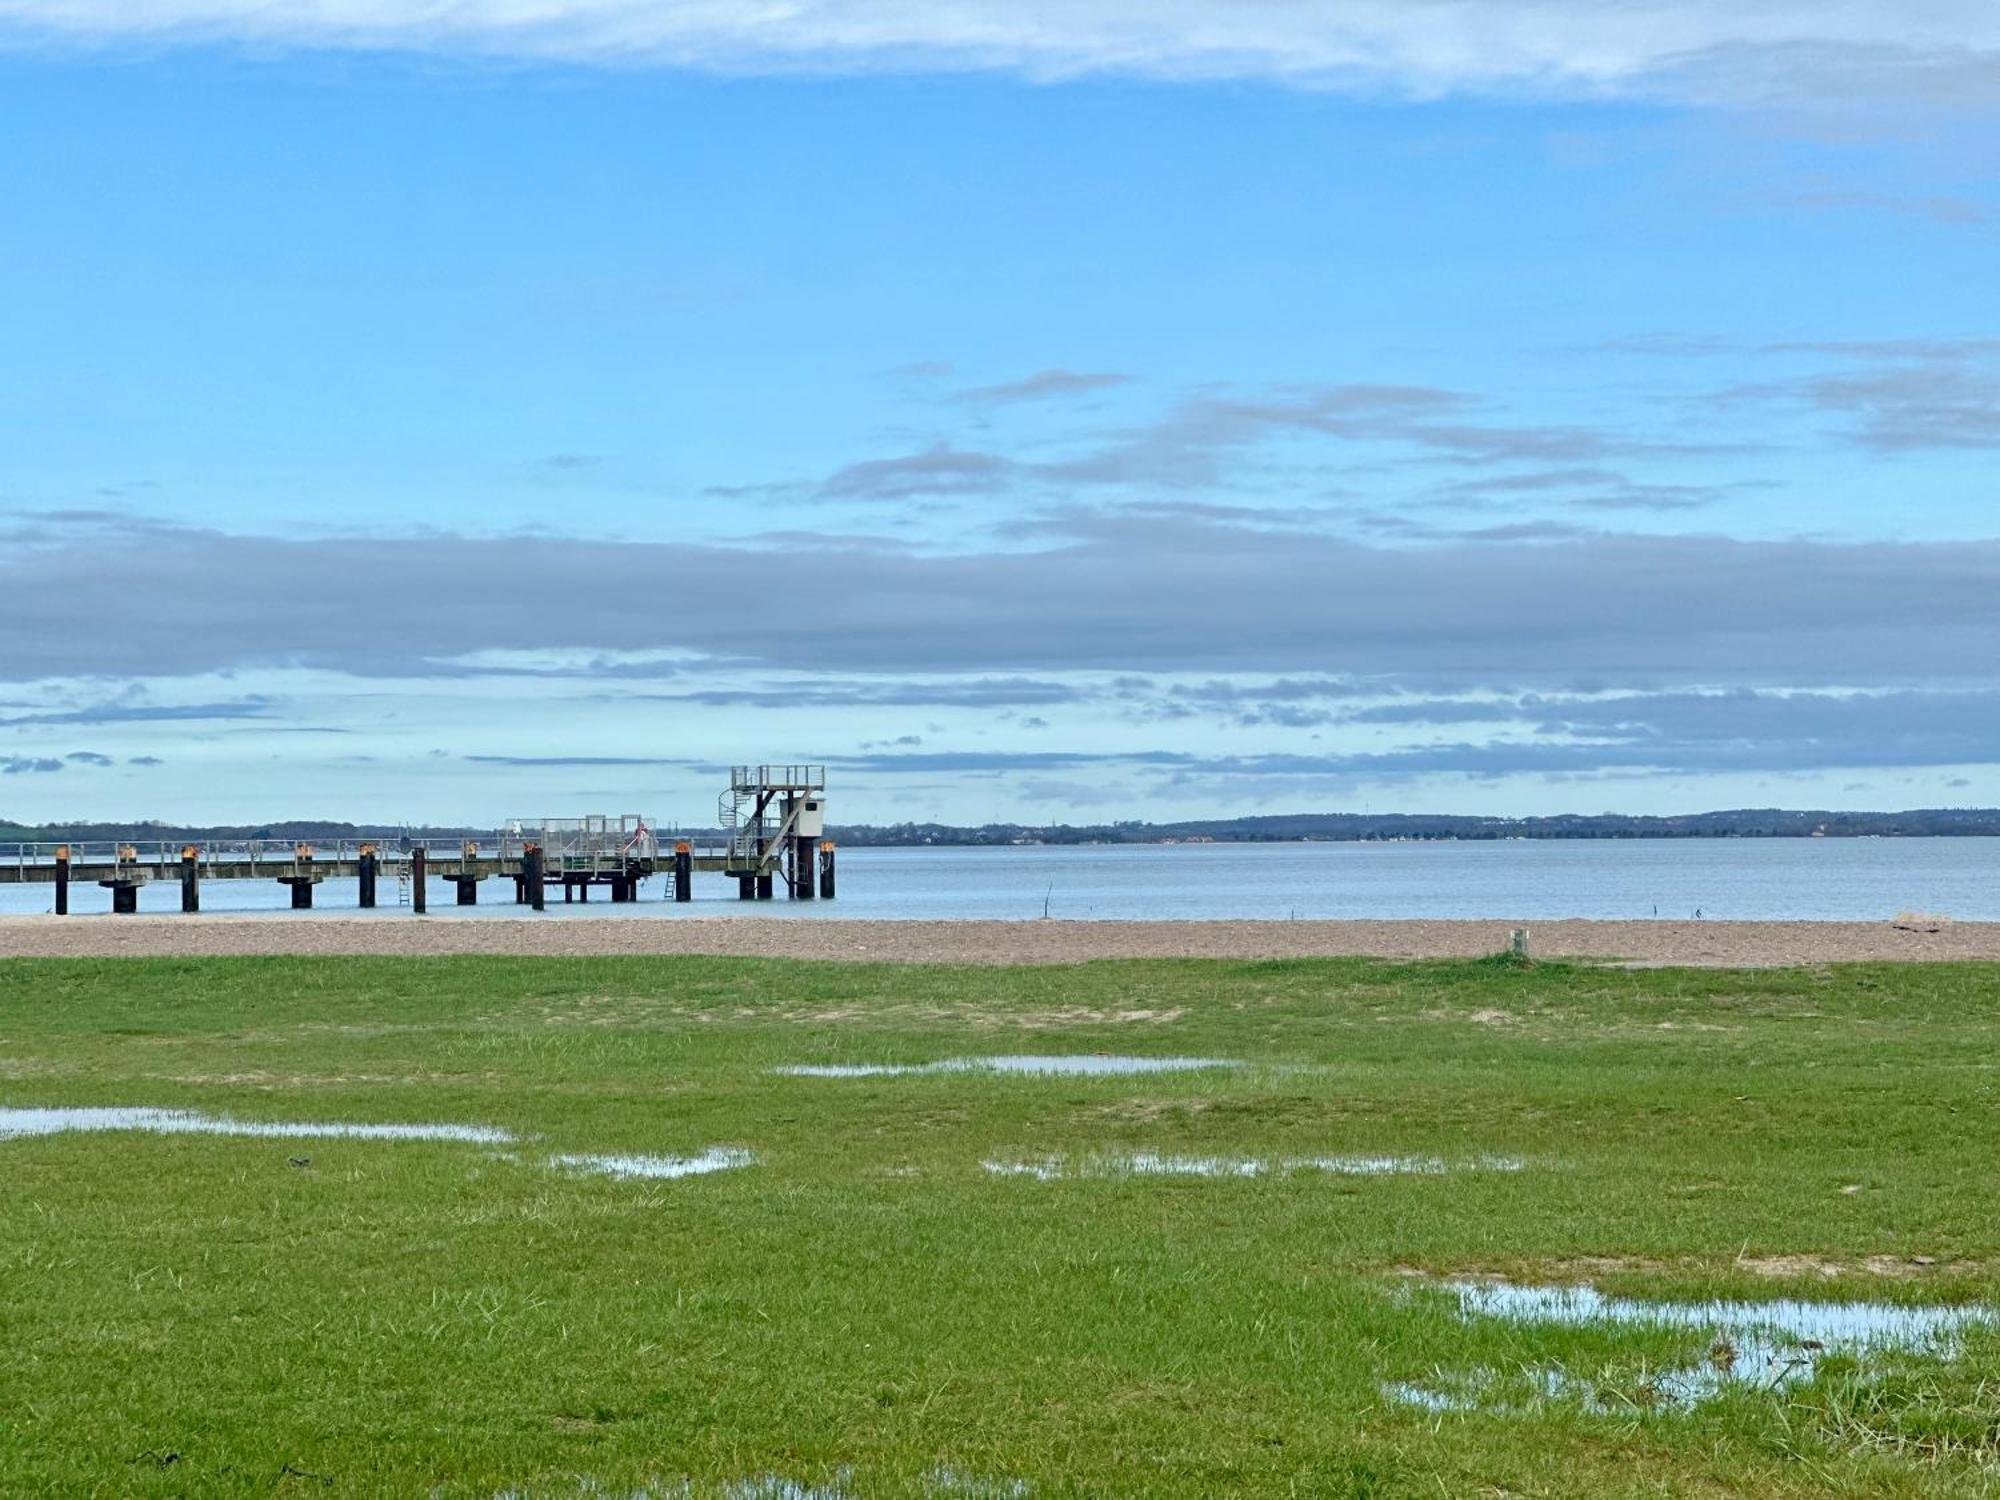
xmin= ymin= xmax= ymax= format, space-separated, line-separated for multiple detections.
xmin=0 ymin=1105 xmax=512 ymax=1144
xmin=777 ymin=1055 xmax=1240 ymax=1078
xmin=985 ymin=1153 xmax=1523 ymax=1180
xmin=550 ymin=1148 xmax=754 ymax=1181
xmin=1388 ymin=1279 xmax=1996 ymax=1414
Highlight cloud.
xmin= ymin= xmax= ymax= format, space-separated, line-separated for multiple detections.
xmin=1 ymin=757 xmax=64 ymax=775
xmin=1776 ymin=189 xmax=1989 ymax=225
xmin=63 ymin=750 xmax=115 ymax=765
xmin=955 ymin=369 xmax=1133 ymax=405
xmin=817 ymin=444 xmax=1016 ymax=501
xmin=3 ymin=3 xmax=1997 ymax=110
xmin=8 ymin=512 xmax=2000 ymax=694
xmin=631 ymin=677 xmax=1087 ymax=709
xmin=1719 ymin=347 xmax=2000 ymax=450
xmin=0 ymin=696 xmax=276 ymax=726
xmin=844 ymin=688 xmax=2000 ymax=779
xmin=464 ymin=755 xmax=700 ymax=767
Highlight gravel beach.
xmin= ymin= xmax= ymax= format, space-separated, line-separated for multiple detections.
xmin=1 ymin=915 xmax=1994 ymax=966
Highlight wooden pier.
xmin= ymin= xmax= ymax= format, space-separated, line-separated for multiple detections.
xmin=1 ymin=766 xmax=837 ymax=915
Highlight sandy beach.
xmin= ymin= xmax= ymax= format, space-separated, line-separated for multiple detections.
xmin=0 ymin=914 xmax=1994 ymax=966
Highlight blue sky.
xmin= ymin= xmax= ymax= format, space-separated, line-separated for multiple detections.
xmin=1 ymin=4 xmax=1997 ymax=826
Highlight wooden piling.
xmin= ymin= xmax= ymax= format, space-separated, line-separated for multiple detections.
xmin=738 ymin=875 xmax=755 ymax=900
xmin=456 ymin=876 xmax=478 ymax=906
xmin=412 ymin=848 xmax=427 ymax=914
xmin=819 ymin=841 xmax=836 ymax=900
xmin=793 ymin=834 xmax=817 ymax=899
xmin=180 ymin=846 xmax=200 ymax=913
xmin=110 ymin=845 xmax=139 ymax=914
xmin=358 ymin=845 xmax=378 ymax=908
xmin=53 ymin=846 xmax=68 ymax=916
xmin=756 ymin=873 xmax=773 ymax=900
xmin=524 ymin=843 xmax=546 ymax=912
xmin=674 ymin=842 xmax=692 ymax=903
xmin=286 ymin=844 xmax=315 ymax=908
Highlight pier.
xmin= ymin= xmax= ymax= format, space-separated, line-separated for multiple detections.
xmin=1 ymin=765 xmax=837 ymax=915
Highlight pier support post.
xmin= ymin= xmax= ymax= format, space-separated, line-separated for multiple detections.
xmin=358 ymin=847 xmax=378 ymax=908
xmin=674 ymin=843 xmax=693 ymax=903
xmin=525 ymin=844 xmax=546 ymax=912
xmin=738 ymin=875 xmax=754 ymax=900
xmin=180 ymin=847 xmax=200 ymax=913
xmin=54 ymin=847 xmax=69 ymax=916
xmin=455 ymin=877 xmax=478 ymax=906
xmin=756 ymin=873 xmax=773 ymax=900
xmin=104 ymin=846 xmax=142 ymax=913
xmin=281 ymin=846 xmax=317 ymax=909
xmin=412 ymin=848 xmax=427 ymax=914
xmin=792 ymin=834 xmax=817 ymax=899
xmin=819 ymin=841 xmax=836 ymax=900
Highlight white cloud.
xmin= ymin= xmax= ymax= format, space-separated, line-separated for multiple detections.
xmin=3 ymin=1 xmax=1997 ymax=107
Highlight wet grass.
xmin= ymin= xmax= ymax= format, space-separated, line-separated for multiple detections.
xmin=0 ymin=953 xmax=1996 ymax=1496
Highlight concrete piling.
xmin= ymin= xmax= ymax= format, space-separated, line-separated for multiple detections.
xmin=738 ymin=875 xmax=755 ymax=900
xmin=793 ymin=834 xmax=817 ymax=899
xmin=756 ymin=873 xmax=773 ymax=900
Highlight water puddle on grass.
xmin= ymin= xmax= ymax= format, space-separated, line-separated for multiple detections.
xmin=985 ymin=1153 xmax=1524 ymax=1180
xmin=0 ymin=1105 xmax=512 ymax=1144
xmin=550 ymin=1147 xmax=754 ymax=1181
xmin=1388 ymin=1279 xmax=1997 ymax=1415
xmin=777 ymin=1055 xmax=1240 ymax=1079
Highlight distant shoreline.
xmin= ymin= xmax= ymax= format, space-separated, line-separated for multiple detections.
xmin=3 ymin=915 xmax=1995 ymax=966
xmin=11 ymin=809 xmax=2000 ymax=848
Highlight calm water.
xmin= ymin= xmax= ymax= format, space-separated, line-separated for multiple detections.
xmin=7 ymin=837 xmax=2000 ymax=921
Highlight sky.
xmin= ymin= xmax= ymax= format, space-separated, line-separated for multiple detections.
xmin=0 ymin=2 xmax=1996 ymax=828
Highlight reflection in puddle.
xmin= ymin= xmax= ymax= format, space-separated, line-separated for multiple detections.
xmin=0 ymin=1105 xmax=512 ymax=1144
xmin=985 ymin=1153 xmax=1523 ymax=1180
xmin=551 ymin=1147 xmax=755 ymax=1181
xmin=1389 ymin=1280 xmax=1996 ymax=1414
xmin=777 ymin=1056 xmax=1240 ymax=1078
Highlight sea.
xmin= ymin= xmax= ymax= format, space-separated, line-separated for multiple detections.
xmin=5 ymin=837 xmax=2000 ymax=922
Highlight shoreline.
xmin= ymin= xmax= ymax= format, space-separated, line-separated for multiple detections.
xmin=1 ymin=915 xmax=1994 ymax=965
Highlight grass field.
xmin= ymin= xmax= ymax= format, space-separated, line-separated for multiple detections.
xmin=1 ymin=953 xmax=1996 ymax=1497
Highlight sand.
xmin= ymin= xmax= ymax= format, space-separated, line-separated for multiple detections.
xmin=2 ymin=914 xmax=1998 ymax=966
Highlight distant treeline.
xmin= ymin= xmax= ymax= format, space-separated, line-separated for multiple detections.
xmin=823 ymin=809 xmax=2000 ymax=845
xmin=9 ymin=808 xmax=2000 ymax=846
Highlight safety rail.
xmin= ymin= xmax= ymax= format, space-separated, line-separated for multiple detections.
xmin=730 ymin=765 xmax=825 ymax=793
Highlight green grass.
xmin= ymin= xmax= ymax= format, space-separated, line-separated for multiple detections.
xmin=1 ymin=954 xmax=1996 ymax=1497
